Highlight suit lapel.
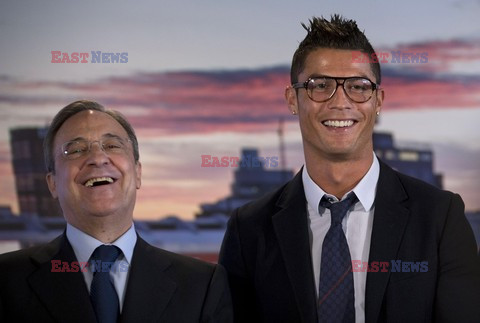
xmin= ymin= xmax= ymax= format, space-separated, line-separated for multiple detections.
xmin=120 ymin=236 xmax=177 ymax=323
xmin=365 ymin=161 xmax=410 ymax=322
xmin=28 ymin=234 xmax=97 ymax=323
xmin=272 ymin=170 xmax=318 ymax=323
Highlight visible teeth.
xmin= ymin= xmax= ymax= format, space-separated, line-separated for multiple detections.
xmin=84 ymin=177 xmax=114 ymax=187
xmin=323 ymin=120 xmax=354 ymax=128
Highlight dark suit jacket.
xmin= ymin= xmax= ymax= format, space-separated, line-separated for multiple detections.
xmin=0 ymin=233 xmax=233 ymax=323
xmin=219 ymin=161 xmax=480 ymax=322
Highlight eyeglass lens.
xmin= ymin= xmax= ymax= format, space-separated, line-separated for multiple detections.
xmin=307 ymin=77 xmax=374 ymax=103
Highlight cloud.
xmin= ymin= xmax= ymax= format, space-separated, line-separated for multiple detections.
xmin=0 ymin=38 xmax=479 ymax=218
xmin=1 ymin=64 xmax=479 ymax=136
xmin=379 ymin=38 xmax=480 ymax=75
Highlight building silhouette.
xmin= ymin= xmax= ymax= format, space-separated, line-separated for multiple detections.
xmin=2 ymin=129 xmax=477 ymax=262
xmin=198 ymin=132 xmax=444 ymax=218
xmin=9 ymin=127 xmax=62 ymax=217
xmin=197 ymin=148 xmax=294 ymax=218
xmin=373 ymin=132 xmax=443 ymax=188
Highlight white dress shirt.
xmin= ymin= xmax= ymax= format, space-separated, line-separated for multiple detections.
xmin=303 ymin=154 xmax=379 ymax=323
xmin=66 ymin=223 xmax=137 ymax=312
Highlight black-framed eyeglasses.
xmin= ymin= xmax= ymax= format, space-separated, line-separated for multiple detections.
xmin=292 ymin=77 xmax=378 ymax=103
xmin=61 ymin=136 xmax=132 ymax=160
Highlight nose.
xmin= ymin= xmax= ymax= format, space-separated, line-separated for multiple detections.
xmin=86 ymin=141 xmax=110 ymax=166
xmin=328 ymin=82 xmax=353 ymax=109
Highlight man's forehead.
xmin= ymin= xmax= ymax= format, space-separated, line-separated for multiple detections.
xmin=302 ymin=48 xmax=375 ymax=78
xmin=55 ymin=110 xmax=127 ymax=142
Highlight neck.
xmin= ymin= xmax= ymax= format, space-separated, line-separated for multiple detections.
xmin=67 ymin=214 xmax=133 ymax=243
xmin=304 ymin=149 xmax=373 ymax=199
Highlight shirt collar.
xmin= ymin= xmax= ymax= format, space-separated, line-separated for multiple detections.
xmin=66 ymin=223 xmax=137 ymax=264
xmin=302 ymin=153 xmax=379 ymax=214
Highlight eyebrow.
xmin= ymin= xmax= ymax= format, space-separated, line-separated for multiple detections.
xmin=69 ymin=133 xmax=122 ymax=141
xmin=65 ymin=136 xmax=85 ymax=143
xmin=307 ymin=73 xmax=371 ymax=79
xmin=102 ymin=133 xmax=124 ymax=140
xmin=64 ymin=133 xmax=124 ymax=143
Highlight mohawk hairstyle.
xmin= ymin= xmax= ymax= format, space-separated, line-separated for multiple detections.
xmin=290 ymin=14 xmax=381 ymax=85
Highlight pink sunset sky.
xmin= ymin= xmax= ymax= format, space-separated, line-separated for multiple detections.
xmin=0 ymin=0 xmax=479 ymax=219
xmin=1 ymin=38 xmax=479 ymax=219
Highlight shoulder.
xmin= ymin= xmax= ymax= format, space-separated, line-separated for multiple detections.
xmin=0 ymin=245 xmax=41 ymax=263
xmin=233 ymin=170 xmax=303 ymax=223
xmin=0 ymin=236 xmax=62 ymax=271
xmin=225 ymin=183 xmax=288 ymax=241
xmin=0 ymin=246 xmax=37 ymax=272
xmin=158 ymin=245 xmax=217 ymax=272
xmin=378 ymin=161 xmax=465 ymax=234
xmin=0 ymin=242 xmax=58 ymax=289
xmin=136 ymin=236 xmax=222 ymax=279
xmin=235 ymin=188 xmax=283 ymax=221
xmin=379 ymin=159 xmax=460 ymax=204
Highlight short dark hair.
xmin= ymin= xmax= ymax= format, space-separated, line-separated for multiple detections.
xmin=290 ymin=15 xmax=381 ymax=85
xmin=44 ymin=100 xmax=140 ymax=173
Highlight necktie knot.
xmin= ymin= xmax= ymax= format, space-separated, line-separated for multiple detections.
xmin=91 ymin=245 xmax=121 ymax=265
xmin=319 ymin=191 xmax=358 ymax=225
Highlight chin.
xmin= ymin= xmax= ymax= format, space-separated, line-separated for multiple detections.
xmin=85 ymin=205 xmax=121 ymax=218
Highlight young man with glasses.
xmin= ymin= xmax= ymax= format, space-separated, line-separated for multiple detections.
xmin=219 ymin=15 xmax=480 ymax=322
xmin=0 ymin=100 xmax=233 ymax=322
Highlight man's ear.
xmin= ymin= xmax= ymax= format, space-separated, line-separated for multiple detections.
xmin=46 ymin=172 xmax=58 ymax=198
xmin=285 ymin=86 xmax=298 ymax=115
xmin=135 ymin=162 xmax=142 ymax=189
xmin=375 ymin=87 xmax=385 ymax=114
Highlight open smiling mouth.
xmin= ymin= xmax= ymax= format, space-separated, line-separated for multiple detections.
xmin=84 ymin=177 xmax=115 ymax=187
xmin=322 ymin=120 xmax=355 ymax=128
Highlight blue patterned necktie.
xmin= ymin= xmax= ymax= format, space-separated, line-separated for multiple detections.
xmin=90 ymin=245 xmax=121 ymax=323
xmin=318 ymin=192 xmax=357 ymax=323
